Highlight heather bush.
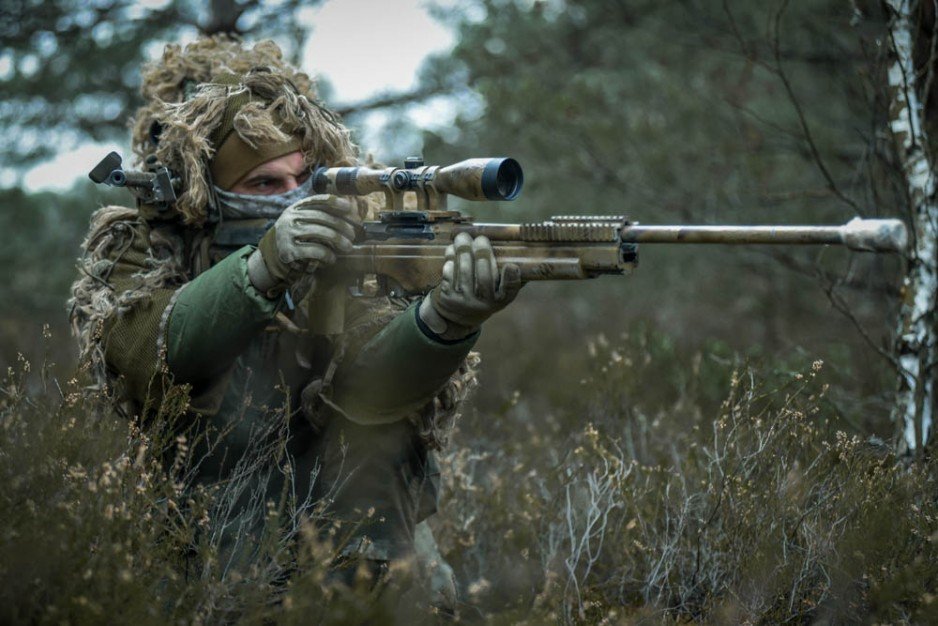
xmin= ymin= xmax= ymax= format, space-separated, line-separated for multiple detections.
xmin=2 ymin=327 xmax=936 ymax=624
xmin=433 ymin=328 xmax=938 ymax=623
xmin=0 ymin=339 xmax=429 ymax=625
xmin=0 ymin=350 xmax=201 ymax=623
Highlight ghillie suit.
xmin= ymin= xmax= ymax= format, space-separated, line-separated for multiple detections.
xmin=67 ymin=37 xmax=476 ymax=600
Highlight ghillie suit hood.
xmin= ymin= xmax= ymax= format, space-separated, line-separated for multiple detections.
xmin=131 ymin=36 xmax=357 ymax=224
xmin=69 ymin=37 xmax=477 ymax=449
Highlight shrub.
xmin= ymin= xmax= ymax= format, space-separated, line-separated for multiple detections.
xmin=2 ymin=327 xmax=936 ymax=624
xmin=0 ymin=345 xmax=423 ymax=624
xmin=433 ymin=328 xmax=938 ymax=623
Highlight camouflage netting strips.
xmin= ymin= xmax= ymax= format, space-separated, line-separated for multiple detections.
xmin=68 ymin=207 xmax=185 ymax=403
xmin=131 ymin=36 xmax=357 ymax=226
xmin=68 ymin=36 xmax=479 ymax=449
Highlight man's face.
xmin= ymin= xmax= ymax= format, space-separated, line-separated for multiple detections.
xmin=228 ymin=151 xmax=309 ymax=196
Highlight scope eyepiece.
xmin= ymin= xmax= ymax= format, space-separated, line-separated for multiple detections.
xmin=481 ymin=158 xmax=523 ymax=201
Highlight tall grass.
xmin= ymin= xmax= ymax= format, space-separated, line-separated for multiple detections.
xmin=1 ymin=327 xmax=936 ymax=623
xmin=0 ymin=340 xmax=430 ymax=624
xmin=433 ymin=329 xmax=938 ymax=623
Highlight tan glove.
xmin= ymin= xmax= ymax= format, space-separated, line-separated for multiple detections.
xmin=247 ymin=194 xmax=359 ymax=297
xmin=419 ymin=232 xmax=523 ymax=340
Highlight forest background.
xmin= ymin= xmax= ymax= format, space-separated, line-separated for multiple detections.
xmin=1 ymin=0 xmax=937 ymax=623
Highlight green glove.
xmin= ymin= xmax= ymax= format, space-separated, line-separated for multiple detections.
xmin=419 ymin=232 xmax=523 ymax=340
xmin=248 ymin=194 xmax=359 ymax=296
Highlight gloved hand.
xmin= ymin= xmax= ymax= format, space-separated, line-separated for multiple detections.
xmin=247 ymin=194 xmax=359 ymax=297
xmin=418 ymin=232 xmax=523 ymax=340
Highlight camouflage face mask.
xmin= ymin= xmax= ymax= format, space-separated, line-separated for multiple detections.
xmin=214 ymin=174 xmax=316 ymax=219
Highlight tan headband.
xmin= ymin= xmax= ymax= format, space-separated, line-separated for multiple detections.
xmin=210 ymin=132 xmax=302 ymax=190
xmin=207 ymin=73 xmax=302 ymax=190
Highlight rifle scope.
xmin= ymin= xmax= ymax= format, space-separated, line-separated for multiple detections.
xmin=312 ymin=157 xmax=524 ymax=202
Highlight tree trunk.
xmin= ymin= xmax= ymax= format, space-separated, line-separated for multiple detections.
xmin=886 ymin=0 xmax=938 ymax=455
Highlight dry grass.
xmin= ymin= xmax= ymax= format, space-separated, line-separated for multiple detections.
xmin=1 ymin=327 xmax=936 ymax=624
xmin=433 ymin=329 xmax=938 ymax=624
xmin=0 ymin=339 xmax=433 ymax=624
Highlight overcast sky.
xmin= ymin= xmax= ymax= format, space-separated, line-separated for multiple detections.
xmin=20 ymin=0 xmax=455 ymax=191
xmin=303 ymin=0 xmax=454 ymax=102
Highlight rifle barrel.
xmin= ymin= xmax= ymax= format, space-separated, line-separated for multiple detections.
xmin=620 ymin=218 xmax=908 ymax=253
xmin=621 ymin=225 xmax=844 ymax=245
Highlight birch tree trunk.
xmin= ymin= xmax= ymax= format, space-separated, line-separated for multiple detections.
xmin=886 ymin=0 xmax=938 ymax=455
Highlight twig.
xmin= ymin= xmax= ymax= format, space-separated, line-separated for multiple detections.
xmin=822 ymin=278 xmax=901 ymax=369
xmin=771 ymin=0 xmax=864 ymax=215
xmin=333 ymin=86 xmax=448 ymax=117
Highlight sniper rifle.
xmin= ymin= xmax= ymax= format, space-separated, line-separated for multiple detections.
xmin=89 ymin=153 xmax=908 ymax=333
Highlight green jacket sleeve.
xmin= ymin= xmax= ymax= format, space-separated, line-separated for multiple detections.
xmin=330 ymin=303 xmax=478 ymax=425
xmin=166 ymin=246 xmax=279 ymax=385
xmin=101 ymin=222 xmax=175 ymax=405
xmin=105 ymin=239 xmax=277 ymax=405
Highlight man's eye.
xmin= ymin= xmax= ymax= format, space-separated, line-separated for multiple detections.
xmin=250 ymin=178 xmax=285 ymax=194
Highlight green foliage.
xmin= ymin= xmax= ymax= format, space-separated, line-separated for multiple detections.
xmin=0 ymin=182 xmax=122 ymax=369
xmin=413 ymin=0 xmax=904 ymax=423
xmin=424 ymin=0 xmax=862 ymax=218
xmin=0 ymin=184 xmax=101 ymax=313
xmin=1 ymin=327 xmax=934 ymax=623
xmin=0 ymin=352 xmax=198 ymax=623
xmin=0 ymin=1 xmax=927 ymax=622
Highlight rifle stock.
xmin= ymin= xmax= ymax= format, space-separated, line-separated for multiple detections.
xmin=333 ymin=215 xmax=634 ymax=296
